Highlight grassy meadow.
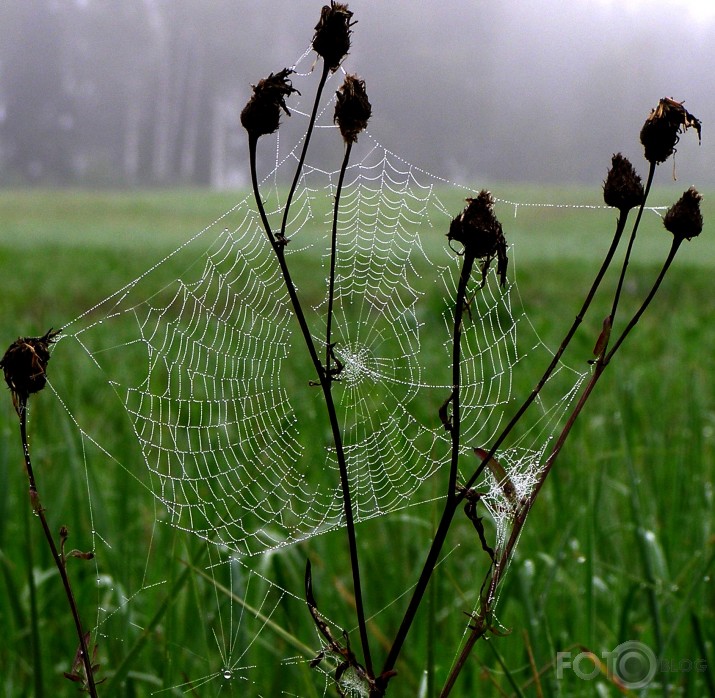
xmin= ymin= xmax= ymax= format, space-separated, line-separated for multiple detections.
xmin=0 ymin=186 xmax=713 ymax=697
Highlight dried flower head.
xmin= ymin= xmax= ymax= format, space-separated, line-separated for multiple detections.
xmin=313 ymin=2 xmax=355 ymax=72
xmin=603 ymin=153 xmax=645 ymax=212
xmin=663 ymin=187 xmax=703 ymax=240
xmin=448 ymin=191 xmax=509 ymax=286
xmin=334 ymin=74 xmax=371 ymax=143
xmin=240 ymin=68 xmax=299 ymax=139
xmin=640 ymin=98 xmax=702 ymax=166
xmin=0 ymin=329 xmax=60 ymax=413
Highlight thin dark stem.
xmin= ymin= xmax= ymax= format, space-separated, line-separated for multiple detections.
xmin=606 ymin=162 xmax=655 ymax=334
xmin=389 ymin=208 xmax=633 ymax=695
xmin=447 ymin=255 xmax=476 ymax=498
xmin=604 ymin=236 xmax=681 ymax=363
xmin=24 ymin=493 xmax=44 ymax=697
xmin=377 ymin=253 xmax=475 ymax=690
xmin=441 ymin=229 xmax=684 ymax=696
xmin=280 ymin=63 xmax=330 ymax=240
xmin=19 ymin=403 xmax=98 ymax=697
xmin=462 ymin=204 xmax=633 ymax=499
xmin=249 ymin=133 xmax=373 ymax=675
xmin=325 ymin=141 xmax=352 ymax=374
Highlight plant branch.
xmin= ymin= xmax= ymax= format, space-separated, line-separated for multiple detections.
xmin=279 ymin=63 xmax=330 ymax=241
xmin=605 ymin=162 xmax=655 ymax=335
xmin=18 ymin=402 xmax=98 ymax=697
xmin=440 ymin=224 xmax=685 ymax=695
xmin=376 ymin=252 xmax=476 ymax=692
xmin=325 ymin=141 xmax=352 ymax=375
xmin=462 ymin=206 xmax=632 ymax=494
xmin=248 ymin=132 xmax=373 ymax=676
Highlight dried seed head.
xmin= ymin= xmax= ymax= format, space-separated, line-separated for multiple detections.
xmin=640 ymin=98 xmax=702 ymax=166
xmin=0 ymin=329 xmax=60 ymax=413
xmin=447 ymin=191 xmax=509 ymax=286
xmin=240 ymin=69 xmax=299 ymax=139
xmin=334 ymin=74 xmax=371 ymax=143
xmin=312 ymin=2 xmax=355 ymax=72
xmin=663 ymin=187 xmax=703 ymax=240
xmin=603 ymin=153 xmax=645 ymax=212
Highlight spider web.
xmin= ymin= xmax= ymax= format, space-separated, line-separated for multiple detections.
xmin=45 ymin=54 xmax=601 ymax=696
xmin=56 ymin=130 xmax=585 ymax=561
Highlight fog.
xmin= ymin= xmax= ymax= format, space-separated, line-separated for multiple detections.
xmin=1 ymin=0 xmax=713 ymax=187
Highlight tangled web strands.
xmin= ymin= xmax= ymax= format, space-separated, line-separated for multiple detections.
xmin=58 ymin=100 xmax=586 ymax=563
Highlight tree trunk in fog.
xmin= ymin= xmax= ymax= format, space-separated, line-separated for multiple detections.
xmin=123 ymin=81 xmax=142 ymax=184
xmin=179 ymin=42 xmax=204 ymax=183
xmin=151 ymin=22 xmax=172 ymax=184
xmin=210 ymin=96 xmax=229 ymax=189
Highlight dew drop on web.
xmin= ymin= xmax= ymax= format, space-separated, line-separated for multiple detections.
xmin=223 ymin=669 xmax=232 ymax=680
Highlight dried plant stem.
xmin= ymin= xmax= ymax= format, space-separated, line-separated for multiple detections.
xmin=325 ymin=141 xmax=353 ymax=373
xmin=604 ymin=235 xmax=681 ymax=362
xmin=248 ymin=134 xmax=373 ymax=675
xmin=24 ymin=495 xmax=44 ymax=696
xmin=18 ymin=403 xmax=98 ymax=697
xmin=606 ymin=163 xmax=655 ymax=333
xmin=279 ymin=63 xmax=330 ymax=240
xmin=376 ymin=253 xmax=476 ymax=693
xmin=440 ymin=226 xmax=683 ymax=697
xmin=463 ymin=205 xmax=633 ymax=493
xmin=381 ymin=205 xmax=634 ymax=693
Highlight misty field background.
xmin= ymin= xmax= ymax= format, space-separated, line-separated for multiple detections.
xmin=0 ymin=187 xmax=712 ymax=696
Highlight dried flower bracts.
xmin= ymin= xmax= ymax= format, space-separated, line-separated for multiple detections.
xmin=448 ymin=191 xmax=509 ymax=287
xmin=240 ymin=68 xmax=299 ymax=139
xmin=603 ymin=153 xmax=645 ymax=213
xmin=0 ymin=328 xmax=60 ymax=413
xmin=640 ymin=98 xmax=701 ymax=166
xmin=334 ymin=74 xmax=371 ymax=143
xmin=313 ymin=2 xmax=355 ymax=72
xmin=663 ymin=187 xmax=703 ymax=241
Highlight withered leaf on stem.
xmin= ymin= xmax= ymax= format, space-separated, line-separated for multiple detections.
xmin=0 ymin=328 xmax=60 ymax=413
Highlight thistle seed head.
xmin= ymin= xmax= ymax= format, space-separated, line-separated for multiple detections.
xmin=312 ymin=2 xmax=355 ymax=72
xmin=640 ymin=98 xmax=701 ymax=166
xmin=603 ymin=153 xmax=645 ymax=212
xmin=0 ymin=328 xmax=60 ymax=413
xmin=240 ymin=68 xmax=299 ymax=139
xmin=663 ymin=187 xmax=703 ymax=240
xmin=448 ymin=191 xmax=509 ymax=286
xmin=334 ymin=74 xmax=371 ymax=143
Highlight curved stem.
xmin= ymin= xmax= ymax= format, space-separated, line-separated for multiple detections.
xmin=249 ymin=132 xmax=372 ymax=675
xmin=19 ymin=403 xmax=98 ymax=697
xmin=442 ymin=217 xmax=684 ymax=697
xmin=325 ymin=141 xmax=352 ymax=373
xmin=605 ymin=236 xmax=681 ymax=363
xmin=463 ymin=205 xmax=632 ymax=495
xmin=606 ymin=162 xmax=655 ymax=334
xmin=377 ymin=253 xmax=475 ymax=690
xmin=280 ymin=63 xmax=330 ymax=240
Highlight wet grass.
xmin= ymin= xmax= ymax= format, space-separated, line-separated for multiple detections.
xmin=0 ymin=188 xmax=712 ymax=696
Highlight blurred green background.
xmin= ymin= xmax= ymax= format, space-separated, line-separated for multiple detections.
xmin=0 ymin=186 xmax=712 ymax=696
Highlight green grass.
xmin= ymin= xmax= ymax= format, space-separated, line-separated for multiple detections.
xmin=0 ymin=188 xmax=712 ymax=697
